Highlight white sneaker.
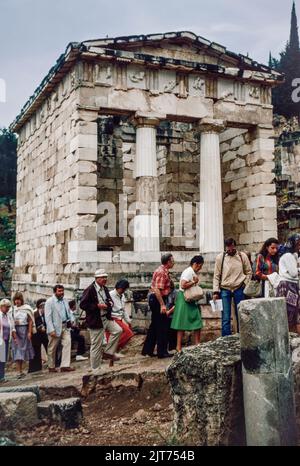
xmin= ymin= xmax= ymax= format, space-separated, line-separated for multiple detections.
xmin=114 ymin=353 xmax=125 ymax=358
xmin=76 ymin=355 xmax=89 ymax=361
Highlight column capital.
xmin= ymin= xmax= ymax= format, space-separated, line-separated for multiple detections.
xmin=132 ymin=112 xmax=166 ymax=128
xmin=198 ymin=118 xmax=226 ymax=134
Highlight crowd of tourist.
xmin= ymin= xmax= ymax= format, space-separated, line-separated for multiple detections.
xmin=0 ymin=233 xmax=300 ymax=382
xmin=0 ymin=273 xmax=135 ymax=382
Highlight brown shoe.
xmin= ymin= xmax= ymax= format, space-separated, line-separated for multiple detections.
xmin=60 ymin=367 xmax=75 ymax=372
xmin=48 ymin=368 xmax=58 ymax=373
xmin=103 ymin=353 xmax=120 ymax=362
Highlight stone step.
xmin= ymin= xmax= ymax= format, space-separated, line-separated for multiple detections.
xmin=37 ymin=397 xmax=83 ymax=429
xmin=0 ymin=385 xmax=41 ymax=401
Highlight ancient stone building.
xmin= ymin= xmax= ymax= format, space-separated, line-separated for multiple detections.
xmin=10 ymin=32 xmax=282 ymax=300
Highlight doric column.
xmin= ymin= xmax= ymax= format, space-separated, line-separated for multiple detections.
xmin=133 ymin=114 xmax=161 ymax=252
xmin=198 ymin=118 xmax=225 ymax=254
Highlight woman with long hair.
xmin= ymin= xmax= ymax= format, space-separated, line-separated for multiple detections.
xmin=276 ymin=234 xmax=300 ymax=333
xmin=254 ymin=237 xmax=279 ymax=297
xmin=10 ymin=292 xmax=35 ymax=378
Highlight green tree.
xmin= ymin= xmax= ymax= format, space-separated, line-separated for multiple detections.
xmin=272 ymin=2 xmax=300 ymax=118
xmin=0 ymin=128 xmax=17 ymax=198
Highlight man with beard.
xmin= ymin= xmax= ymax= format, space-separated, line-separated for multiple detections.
xmin=213 ymin=238 xmax=252 ymax=336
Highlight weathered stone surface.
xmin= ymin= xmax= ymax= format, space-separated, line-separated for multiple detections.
xmin=167 ymin=331 xmax=300 ymax=446
xmin=0 ymin=392 xmax=38 ymax=429
xmin=166 ymin=336 xmax=246 ymax=446
xmin=37 ymin=397 xmax=83 ymax=429
xmin=0 ymin=385 xmax=41 ymax=402
xmin=239 ymin=298 xmax=297 ymax=446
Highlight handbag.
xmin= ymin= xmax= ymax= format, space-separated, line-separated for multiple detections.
xmin=184 ymin=284 xmax=204 ymax=302
xmin=243 ymin=279 xmax=262 ymax=298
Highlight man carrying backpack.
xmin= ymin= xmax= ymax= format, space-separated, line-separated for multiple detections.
xmin=213 ymin=238 xmax=252 ymax=336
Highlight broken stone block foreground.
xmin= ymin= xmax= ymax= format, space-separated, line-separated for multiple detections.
xmin=167 ymin=334 xmax=300 ymax=446
xmin=0 ymin=392 xmax=38 ymax=430
xmin=167 ymin=336 xmax=245 ymax=446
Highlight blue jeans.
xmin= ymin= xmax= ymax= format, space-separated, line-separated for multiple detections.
xmin=0 ymin=339 xmax=9 ymax=380
xmin=220 ymin=286 xmax=245 ymax=336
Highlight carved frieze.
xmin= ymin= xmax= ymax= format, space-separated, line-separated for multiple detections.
xmin=189 ymin=76 xmax=206 ymax=97
xmin=127 ymin=66 xmax=146 ymax=90
xmin=95 ymin=63 xmax=113 ymax=87
xmin=248 ymin=85 xmax=261 ymax=100
xmin=159 ymin=70 xmax=178 ymax=94
xmin=217 ymin=79 xmax=234 ymax=101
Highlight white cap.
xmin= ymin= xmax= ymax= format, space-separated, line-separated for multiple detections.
xmin=94 ymin=269 xmax=108 ymax=278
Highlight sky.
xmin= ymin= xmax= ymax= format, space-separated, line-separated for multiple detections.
xmin=0 ymin=0 xmax=296 ymax=128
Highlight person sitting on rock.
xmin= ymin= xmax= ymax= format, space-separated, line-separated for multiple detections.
xmin=68 ymin=300 xmax=88 ymax=362
xmin=107 ymin=279 xmax=134 ymax=355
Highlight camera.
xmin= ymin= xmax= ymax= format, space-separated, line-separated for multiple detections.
xmin=66 ymin=320 xmax=72 ymax=329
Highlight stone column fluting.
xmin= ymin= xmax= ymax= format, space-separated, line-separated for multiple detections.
xmin=133 ymin=115 xmax=161 ymax=252
xmin=198 ymin=118 xmax=225 ymax=254
xmin=239 ymin=298 xmax=298 ymax=446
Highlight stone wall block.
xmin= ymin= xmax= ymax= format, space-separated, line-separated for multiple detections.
xmin=246 ymin=195 xmax=277 ymax=210
xmin=230 ymin=158 xmax=246 ymax=170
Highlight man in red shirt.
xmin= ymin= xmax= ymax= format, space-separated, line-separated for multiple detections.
xmin=142 ymin=253 xmax=175 ymax=358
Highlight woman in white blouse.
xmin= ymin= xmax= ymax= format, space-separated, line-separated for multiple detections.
xmin=276 ymin=234 xmax=300 ymax=333
xmin=10 ymin=292 xmax=35 ymax=378
xmin=171 ymin=256 xmax=204 ymax=352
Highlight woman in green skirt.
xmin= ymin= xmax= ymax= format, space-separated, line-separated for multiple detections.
xmin=171 ymin=255 xmax=204 ymax=352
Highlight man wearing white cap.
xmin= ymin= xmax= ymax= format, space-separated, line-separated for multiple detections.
xmin=80 ymin=269 xmax=122 ymax=375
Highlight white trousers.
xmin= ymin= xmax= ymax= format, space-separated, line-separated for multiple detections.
xmin=88 ymin=319 xmax=122 ymax=371
xmin=47 ymin=328 xmax=71 ymax=369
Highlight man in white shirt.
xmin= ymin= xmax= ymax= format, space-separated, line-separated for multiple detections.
xmin=109 ymin=279 xmax=134 ymax=351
